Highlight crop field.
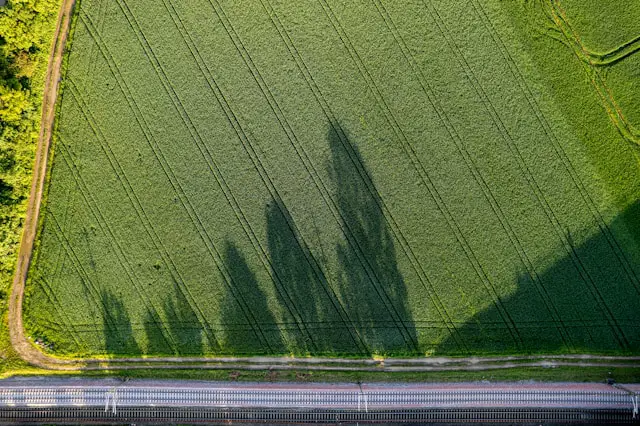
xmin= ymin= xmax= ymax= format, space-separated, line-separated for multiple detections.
xmin=22 ymin=0 xmax=640 ymax=357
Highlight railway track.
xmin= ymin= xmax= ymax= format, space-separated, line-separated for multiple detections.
xmin=0 ymin=378 xmax=638 ymax=424
xmin=0 ymin=406 xmax=634 ymax=424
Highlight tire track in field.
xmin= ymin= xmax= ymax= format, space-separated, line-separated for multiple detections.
xmin=257 ymin=0 xmax=466 ymax=353
xmin=55 ymin=135 xmax=185 ymax=351
xmin=86 ymin=0 xmax=106 ymax=85
xmin=371 ymin=0 xmax=573 ymax=351
xmin=37 ymin=198 xmax=84 ymax=347
xmin=472 ymin=1 xmax=639 ymax=347
xmin=156 ymin=0 xmax=369 ymax=353
xmin=316 ymin=0 xmax=523 ymax=349
xmin=44 ymin=209 xmax=150 ymax=351
xmin=40 ymin=201 xmax=107 ymax=348
xmin=423 ymin=0 xmax=629 ymax=349
xmin=569 ymin=33 xmax=640 ymax=67
xmin=104 ymin=1 xmax=318 ymax=354
xmin=547 ymin=2 xmax=640 ymax=146
xmin=94 ymin=3 xmax=322 ymax=354
xmin=63 ymin=85 xmax=193 ymax=352
xmin=199 ymin=0 xmax=418 ymax=352
xmin=200 ymin=2 xmax=396 ymax=349
xmin=426 ymin=0 xmax=628 ymax=350
xmin=31 ymin=275 xmax=85 ymax=351
xmin=472 ymin=0 xmax=640 ymax=300
xmin=151 ymin=0 xmax=335 ymax=354
xmin=76 ymin=13 xmax=273 ymax=354
xmin=546 ymin=4 xmax=640 ymax=289
xmin=550 ymin=5 xmax=640 ymax=140
xmin=35 ymin=205 xmax=87 ymax=348
xmin=471 ymin=0 xmax=640 ymax=336
xmin=55 ymin=123 xmax=180 ymax=353
xmin=79 ymin=12 xmax=272 ymax=354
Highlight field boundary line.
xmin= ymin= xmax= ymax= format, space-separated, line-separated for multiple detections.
xmin=8 ymin=0 xmax=83 ymax=369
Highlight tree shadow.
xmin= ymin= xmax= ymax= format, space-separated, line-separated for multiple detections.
xmin=141 ymin=279 xmax=211 ymax=355
xmin=436 ymin=200 xmax=640 ymax=355
xmin=213 ymin=121 xmax=417 ymax=356
xmin=218 ymin=241 xmax=287 ymax=355
xmin=88 ymin=119 xmax=419 ymax=357
xmin=327 ymin=122 xmax=417 ymax=355
xmin=100 ymin=289 xmax=141 ymax=355
xmin=265 ymin=194 xmax=365 ymax=355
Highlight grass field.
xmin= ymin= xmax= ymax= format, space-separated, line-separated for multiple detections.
xmin=22 ymin=0 xmax=640 ymax=358
xmin=558 ymin=0 xmax=640 ymax=136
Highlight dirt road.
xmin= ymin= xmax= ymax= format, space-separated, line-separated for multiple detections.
xmin=8 ymin=0 xmax=79 ymax=370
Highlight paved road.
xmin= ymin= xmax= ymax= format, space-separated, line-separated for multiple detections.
xmin=0 ymin=377 xmax=638 ymax=424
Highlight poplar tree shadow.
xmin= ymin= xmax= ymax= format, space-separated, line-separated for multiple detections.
xmin=254 ymin=122 xmax=418 ymax=355
xmin=142 ymin=281 xmax=206 ymax=355
xmin=99 ymin=122 xmax=418 ymax=356
xmin=265 ymin=195 xmax=366 ymax=355
xmin=437 ymin=200 xmax=640 ymax=355
xmin=265 ymin=199 xmax=321 ymax=353
xmin=219 ymin=241 xmax=287 ymax=355
xmin=100 ymin=289 xmax=141 ymax=354
xmin=327 ymin=123 xmax=417 ymax=355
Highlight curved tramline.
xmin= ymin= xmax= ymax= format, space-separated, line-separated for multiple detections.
xmin=547 ymin=0 xmax=640 ymax=147
xmin=8 ymin=0 xmax=640 ymax=371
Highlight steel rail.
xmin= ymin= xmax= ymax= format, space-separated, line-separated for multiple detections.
xmin=0 ymin=378 xmax=638 ymax=424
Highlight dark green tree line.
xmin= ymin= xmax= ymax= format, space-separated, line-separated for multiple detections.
xmin=0 ymin=0 xmax=59 ymax=307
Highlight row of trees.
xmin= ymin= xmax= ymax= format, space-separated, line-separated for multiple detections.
xmin=0 ymin=0 xmax=60 ymax=302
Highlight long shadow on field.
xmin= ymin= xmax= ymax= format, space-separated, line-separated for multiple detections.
xmin=100 ymin=289 xmax=141 ymax=354
xmin=219 ymin=241 xmax=287 ymax=355
xmin=265 ymin=194 xmax=365 ymax=355
xmin=327 ymin=124 xmax=417 ymax=354
xmin=436 ymin=200 xmax=640 ymax=355
xmin=257 ymin=124 xmax=417 ymax=355
xmin=142 ymin=281 xmax=206 ymax=355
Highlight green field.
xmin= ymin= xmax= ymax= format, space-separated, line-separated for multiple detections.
xmin=23 ymin=0 xmax=640 ymax=357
